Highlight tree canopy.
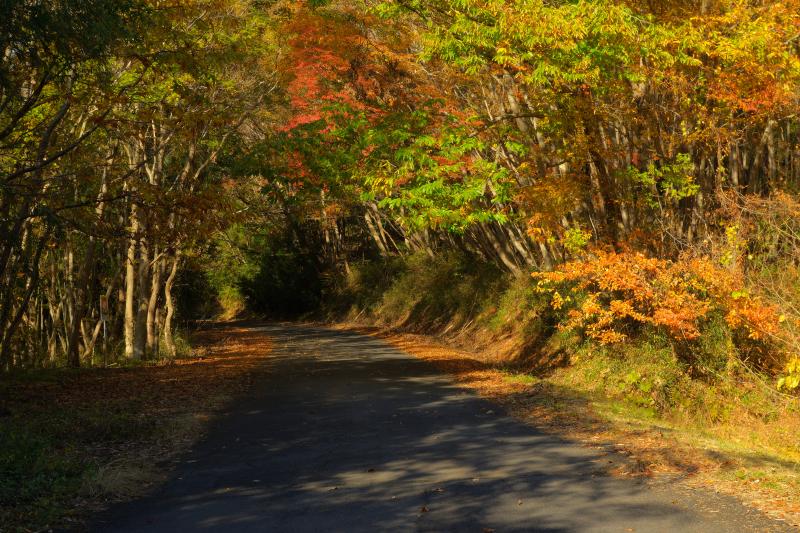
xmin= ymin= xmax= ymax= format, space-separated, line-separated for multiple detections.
xmin=3 ymin=0 xmax=800 ymax=390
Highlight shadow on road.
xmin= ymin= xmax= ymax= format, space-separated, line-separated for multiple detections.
xmin=97 ymin=323 xmax=788 ymax=532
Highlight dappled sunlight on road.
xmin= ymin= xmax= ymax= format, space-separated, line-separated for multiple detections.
xmin=98 ymin=324 xmax=791 ymax=533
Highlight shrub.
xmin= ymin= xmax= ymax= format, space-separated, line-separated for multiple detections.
xmin=533 ymin=249 xmax=781 ymax=371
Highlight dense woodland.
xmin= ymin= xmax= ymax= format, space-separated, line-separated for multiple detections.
xmin=2 ymin=0 xmax=800 ymax=392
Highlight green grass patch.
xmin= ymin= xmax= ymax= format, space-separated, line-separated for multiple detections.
xmin=502 ymin=372 xmax=539 ymax=385
xmin=0 ymin=400 xmax=156 ymax=530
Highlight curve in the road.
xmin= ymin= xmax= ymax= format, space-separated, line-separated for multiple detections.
xmin=96 ymin=323 xmax=792 ymax=532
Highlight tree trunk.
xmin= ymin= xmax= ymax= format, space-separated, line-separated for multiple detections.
xmin=134 ymin=234 xmax=149 ymax=360
xmin=163 ymin=250 xmax=181 ymax=358
xmin=124 ymin=202 xmax=139 ymax=359
xmin=146 ymin=250 xmax=163 ymax=356
xmin=65 ymin=239 xmax=94 ymax=368
xmin=65 ymin=176 xmax=107 ymax=367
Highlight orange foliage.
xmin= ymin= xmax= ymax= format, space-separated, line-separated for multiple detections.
xmin=533 ymin=250 xmax=779 ymax=347
xmin=281 ymin=9 xmax=363 ymax=130
xmin=280 ymin=4 xmax=427 ymax=132
xmin=519 ymin=174 xmax=584 ymax=239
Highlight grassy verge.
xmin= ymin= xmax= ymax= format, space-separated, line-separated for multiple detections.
xmin=0 ymin=324 xmax=270 ymax=532
xmin=325 ymin=252 xmax=800 ymax=525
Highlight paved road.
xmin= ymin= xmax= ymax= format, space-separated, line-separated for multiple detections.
xmin=98 ymin=323 xmax=791 ymax=532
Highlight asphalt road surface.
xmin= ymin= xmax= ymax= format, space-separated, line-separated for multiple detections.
xmin=97 ymin=323 xmax=792 ymax=532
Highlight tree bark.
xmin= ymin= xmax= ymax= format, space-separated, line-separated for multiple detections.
xmin=163 ymin=249 xmax=181 ymax=358
xmin=134 ymin=233 xmax=149 ymax=360
xmin=146 ymin=250 xmax=163 ymax=356
xmin=124 ymin=202 xmax=139 ymax=359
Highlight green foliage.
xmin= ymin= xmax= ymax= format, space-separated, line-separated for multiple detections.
xmin=561 ymin=227 xmax=592 ymax=256
xmin=0 ymin=0 xmax=149 ymax=66
xmin=324 ymin=256 xmax=407 ymax=318
xmin=561 ymin=334 xmax=684 ymax=414
xmin=182 ymin=223 xmax=327 ymax=319
xmin=552 ymin=330 xmax=783 ymax=428
xmin=242 ymin=242 xmax=323 ymax=317
xmin=279 ymin=102 xmax=518 ymax=234
xmin=626 ymin=153 xmax=699 ymax=208
xmin=363 ymin=116 xmax=515 ymax=232
xmin=417 ymin=0 xmax=641 ymax=88
xmin=197 ymin=225 xmax=264 ymax=318
xmin=696 ymin=313 xmax=737 ymax=376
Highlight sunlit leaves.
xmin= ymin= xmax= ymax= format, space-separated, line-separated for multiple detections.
xmin=778 ymin=357 xmax=800 ymax=391
xmin=625 ymin=153 xmax=699 ymax=209
xmin=534 ymin=249 xmax=780 ymax=350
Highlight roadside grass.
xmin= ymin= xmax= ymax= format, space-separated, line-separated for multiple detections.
xmin=0 ymin=324 xmax=270 ymax=532
xmin=502 ymin=373 xmax=538 ymax=386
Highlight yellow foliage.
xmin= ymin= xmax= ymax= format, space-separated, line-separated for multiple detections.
xmin=778 ymin=357 xmax=800 ymax=391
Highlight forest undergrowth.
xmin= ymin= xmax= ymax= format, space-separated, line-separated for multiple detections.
xmin=323 ymin=251 xmax=800 ymax=524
